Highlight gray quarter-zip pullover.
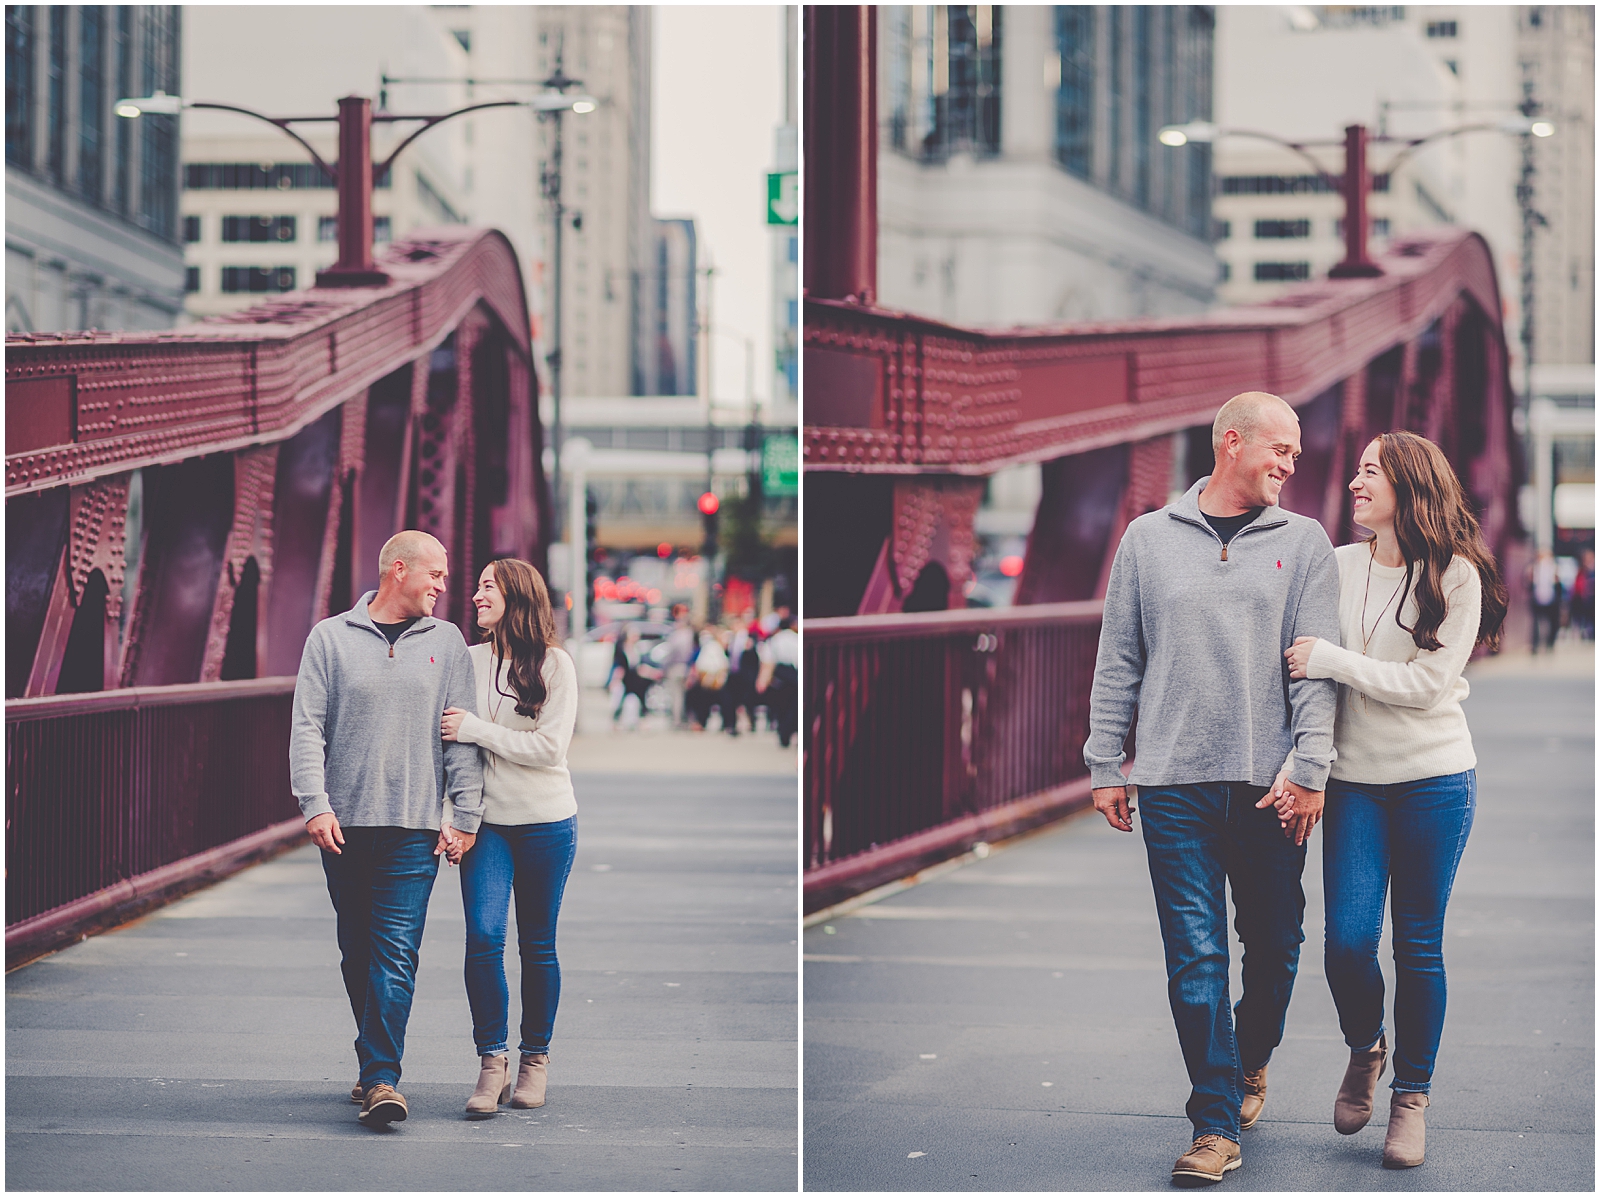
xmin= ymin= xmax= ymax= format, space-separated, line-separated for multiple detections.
xmin=290 ymin=591 xmax=485 ymax=832
xmin=1083 ymin=477 xmax=1341 ymax=792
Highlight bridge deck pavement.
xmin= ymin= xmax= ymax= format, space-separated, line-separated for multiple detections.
xmin=804 ymin=663 xmax=1594 ymax=1192
xmin=7 ymin=770 xmax=798 ymax=1192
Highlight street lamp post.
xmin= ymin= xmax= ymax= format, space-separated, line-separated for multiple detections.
xmin=1159 ymin=116 xmax=1554 ymax=281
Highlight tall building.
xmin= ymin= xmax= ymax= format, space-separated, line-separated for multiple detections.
xmin=178 ymin=7 xmax=471 ymax=319
xmin=5 ymin=5 xmax=185 ymax=333
xmin=876 ymin=5 xmax=1218 ymax=325
xmin=770 ymin=5 xmax=798 ymax=408
xmin=634 ymin=217 xmax=697 ymax=397
xmin=1512 ymin=4 xmax=1594 ymax=370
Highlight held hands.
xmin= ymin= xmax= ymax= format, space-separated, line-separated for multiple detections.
xmin=1092 ymin=785 xmax=1135 ymax=833
xmin=441 ymin=707 xmax=469 ymax=741
xmin=1257 ymin=771 xmax=1324 ymax=845
xmin=434 ymin=826 xmax=477 ymax=866
xmin=306 ymin=811 xmax=344 ymax=855
xmin=1284 ymin=636 xmax=1317 ymax=679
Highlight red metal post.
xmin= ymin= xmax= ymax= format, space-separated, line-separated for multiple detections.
xmin=804 ymin=5 xmax=877 ymax=304
xmin=1329 ymin=123 xmax=1383 ymax=279
xmin=316 ymin=96 xmax=389 ymax=288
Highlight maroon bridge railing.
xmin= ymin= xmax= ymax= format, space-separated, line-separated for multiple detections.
xmin=5 ymin=678 xmax=302 ymax=964
xmin=804 ymin=602 xmax=1104 ymax=914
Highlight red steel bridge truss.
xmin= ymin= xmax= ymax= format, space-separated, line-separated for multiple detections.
xmin=803 ymin=228 xmax=1518 ymax=914
xmin=5 ymin=227 xmax=551 ymax=962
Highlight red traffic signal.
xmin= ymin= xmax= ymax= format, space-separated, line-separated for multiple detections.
xmin=697 ymin=491 xmax=720 ymax=516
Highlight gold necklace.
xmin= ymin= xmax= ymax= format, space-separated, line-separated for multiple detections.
xmin=1359 ymin=548 xmax=1407 ymax=656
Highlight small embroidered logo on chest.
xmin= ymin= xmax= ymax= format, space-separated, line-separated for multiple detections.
xmin=1276 ymin=560 xmax=1283 ymax=570
xmin=430 ymin=656 xmax=435 ymax=664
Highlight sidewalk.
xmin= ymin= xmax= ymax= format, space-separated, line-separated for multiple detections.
xmin=7 ymin=770 xmax=798 ymax=1191
xmin=567 ymin=687 xmax=798 ymax=776
xmin=803 ymin=662 xmax=1594 ymax=1191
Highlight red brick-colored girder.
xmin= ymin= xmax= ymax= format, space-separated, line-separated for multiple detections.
xmin=803 ymin=5 xmax=877 ymax=305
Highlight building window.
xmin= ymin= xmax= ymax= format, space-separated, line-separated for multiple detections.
xmin=1219 ymin=260 xmax=1231 ymax=282
xmin=318 ymin=216 xmax=338 ymax=242
xmin=1213 ymin=219 xmax=1231 ymax=240
xmin=1426 ymin=20 xmax=1458 ymax=38
xmin=183 ymin=214 xmax=200 ymax=242
xmin=1254 ymin=219 xmax=1311 ymax=239
xmin=1254 ymin=261 xmax=1311 ymax=282
xmin=5 ymin=6 xmax=33 ymax=167
xmin=1372 ymin=217 xmax=1390 ymax=237
xmin=221 ymin=266 xmax=296 ymax=293
xmin=787 ymin=235 xmax=797 ymax=264
xmin=374 ymin=215 xmax=391 ymax=242
xmin=46 ymin=6 xmax=65 ymax=181
xmin=184 ymin=265 xmax=199 ymax=292
xmin=1132 ymin=5 xmax=1152 ymax=208
xmin=1221 ymin=173 xmax=1388 ymax=195
xmin=78 ymin=6 xmax=103 ymax=202
xmin=112 ymin=6 xmax=130 ymax=214
xmin=886 ymin=4 xmax=1002 ymax=161
xmin=1053 ymin=6 xmax=1095 ymax=180
xmin=183 ymin=162 xmax=346 ymax=190
xmin=138 ymin=7 xmax=180 ymax=242
xmin=221 ymin=215 xmax=296 ymax=243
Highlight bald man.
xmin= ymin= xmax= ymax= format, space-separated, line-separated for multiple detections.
xmin=291 ymin=530 xmax=484 ymax=1128
xmin=1083 ymin=392 xmax=1340 ymax=1185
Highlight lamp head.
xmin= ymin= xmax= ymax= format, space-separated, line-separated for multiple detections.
xmin=113 ymin=89 xmax=182 ymax=118
xmin=1158 ymin=121 xmax=1218 ymax=147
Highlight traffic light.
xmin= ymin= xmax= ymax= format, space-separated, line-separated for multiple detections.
xmin=698 ymin=490 xmax=720 ymax=558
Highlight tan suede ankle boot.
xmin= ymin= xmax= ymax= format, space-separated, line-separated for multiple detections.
xmin=1333 ymin=1035 xmax=1388 ymax=1134
xmin=465 ymin=1053 xmax=510 ymax=1119
xmin=1383 ymin=1091 xmax=1428 ymax=1168
xmin=511 ymin=1053 xmax=548 ymax=1108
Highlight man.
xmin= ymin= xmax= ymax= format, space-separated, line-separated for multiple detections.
xmin=1083 ymin=392 xmax=1340 ymax=1185
xmin=755 ymin=613 xmax=799 ymax=747
xmin=291 ymin=530 xmax=484 ymax=1128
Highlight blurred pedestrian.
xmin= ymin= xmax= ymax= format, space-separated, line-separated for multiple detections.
xmin=291 ymin=530 xmax=484 ymax=1128
xmin=608 ymin=625 xmax=657 ymax=730
xmin=1529 ymin=549 xmax=1561 ymax=652
xmin=686 ymin=625 xmax=729 ymax=730
xmin=1084 ymin=392 xmax=1339 ymax=1185
xmin=1279 ymin=431 xmax=1507 ymax=1169
xmin=663 ymin=605 xmax=698 ymax=726
xmin=756 ymin=614 xmax=799 ymax=747
xmin=1571 ymin=550 xmax=1595 ymax=640
xmin=725 ymin=615 xmax=762 ymax=736
xmin=441 ymin=558 xmax=578 ymax=1118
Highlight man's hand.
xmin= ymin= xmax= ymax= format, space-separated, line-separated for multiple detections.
xmin=441 ymin=707 xmax=469 ymax=741
xmin=436 ymin=827 xmax=478 ymax=865
xmin=307 ymin=811 xmax=344 ymax=855
xmin=1092 ymin=785 xmax=1135 ymax=833
xmin=1284 ymin=636 xmax=1318 ymax=679
xmin=1274 ymin=779 xmax=1324 ymax=845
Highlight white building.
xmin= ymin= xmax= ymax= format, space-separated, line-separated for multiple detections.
xmin=1211 ymin=6 xmax=1462 ymax=305
xmin=179 ymin=7 xmax=472 ymax=320
xmin=771 ymin=6 xmax=798 ymax=408
xmin=876 ymin=5 xmax=1218 ymax=326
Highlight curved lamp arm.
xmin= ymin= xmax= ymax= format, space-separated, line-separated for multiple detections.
xmin=1377 ymin=120 xmax=1555 ymax=176
xmin=1160 ymin=123 xmax=1343 ymax=194
xmin=186 ymin=102 xmax=341 ymax=184
xmin=372 ymin=99 xmax=525 ymax=186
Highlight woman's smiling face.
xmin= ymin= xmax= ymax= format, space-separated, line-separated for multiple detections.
xmin=473 ymin=564 xmax=505 ymax=630
xmin=1349 ymin=439 xmax=1397 ymax=533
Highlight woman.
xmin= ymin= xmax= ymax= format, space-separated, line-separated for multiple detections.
xmin=1277 ymin=431 xmax=1506 ymax=1169
xmin=440 ymin=558 xmax=578 ymax=1119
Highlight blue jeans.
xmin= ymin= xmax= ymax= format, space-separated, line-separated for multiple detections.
xmin=319 ymin=827 xmax=440 ymax=1090
xmin=1140 ymin=783 xmax=1308 ymax=1142
xmin=1323 ymin=771 xmax=1475 ymax=1094
xmin=460 ymin=818 xmax=577 ymax=1057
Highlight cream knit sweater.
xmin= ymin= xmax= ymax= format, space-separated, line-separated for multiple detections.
xmin=1305 ymin=543 xmax=1481 ymax=785
xmin=453 ymin=643 xmax=578 ymax=826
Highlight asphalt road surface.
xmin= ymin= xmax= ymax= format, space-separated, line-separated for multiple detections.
xmin=8 ymin=772 xmax=798 ymax=1192
xmin=804 ymin=667 xmax=1594 ymax=1192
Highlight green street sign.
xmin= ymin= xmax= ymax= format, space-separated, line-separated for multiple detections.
xmin=766 ymin=171 xmax=797 ymax=226
xmin=761 ymin=433 xmax=799 ymax=495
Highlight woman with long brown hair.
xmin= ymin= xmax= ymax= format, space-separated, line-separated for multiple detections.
xmin=439 ymin=557 xmax=578 ymax=1118
xmin=1276 ymin=431 xmax=1506 ymax=1170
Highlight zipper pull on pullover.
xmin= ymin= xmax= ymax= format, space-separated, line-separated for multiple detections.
xmin=1220 ymin=544 xmax=1228 ymax=562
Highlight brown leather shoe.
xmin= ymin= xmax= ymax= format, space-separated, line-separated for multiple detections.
xmin=1239 ymin=1064 xmax=1268 ymax=1129
xmin=1382 ymin=1091 xmax=1428 ymax=1168
xmin=358 ymin=1083 xmax=408 ymax=1126
xmin=350 ymin=1083 xmax=363 ymax=1104
xmin=511 ymin=1053 xmax=548 ymax=1109
xmin=466 ymin=1053 xmax=511 ymax=1119
xmin=1334 ymin=1035 xmax=1388 ymax=1134
xmin=1171 ymin=1134 xmax=1241 ymax=1186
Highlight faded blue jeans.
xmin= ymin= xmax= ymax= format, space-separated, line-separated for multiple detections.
xmin=460 ymin=817 xmax=578 ymax=1057
xmin=320 ymin=827 xmax=441 ymax=1090
xmin=1140 ymin=782 xmax=1309 ymax=1142
xmin=1323 ymin=771 xmax=1475 ymax=1094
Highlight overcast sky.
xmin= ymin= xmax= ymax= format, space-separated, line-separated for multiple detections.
xmin=653 ymin=6 xmax=788 ymax=413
